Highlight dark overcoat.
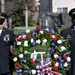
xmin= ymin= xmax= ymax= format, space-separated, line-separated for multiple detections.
xmin=0 ymin=27 xmax=16 ymax=74
xmin=60 ymin=25 xmax=75 ymax=75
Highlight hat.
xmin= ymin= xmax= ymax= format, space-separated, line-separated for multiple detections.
xmin=0 ymin=13 xmax=7 ymax=19
xmin=69 ymin=8 xmax=75 ymax=19
xmin=0 ymin=13 xmax=7 ymax=24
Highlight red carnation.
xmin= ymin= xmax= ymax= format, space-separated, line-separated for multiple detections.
xmin=63 ymin=54 xmax=67 ymax=60
xmin=31 ymin=60 xmax=35 ymax=64
xmin=12 ymin=52 xmax=16 ymax=55
xmin=36 ymin=26 xmax=42 ymax=30
xmin=52 ymin=61 xmax=56 ymax=64
xmin=27 ymin=34 xmax=32 ymax=39
xmin=18 ymin=36 xmax=24 ymax=41
xmin=53 ymin=66 xmax=58 ymax=71
xmin=50 ymin=35 xmax=52 ymax=39
xmin=57 ymin=34 xmax=61 ymax=37
xmin=15 ymin=62 xmax=21 ymax=67
xmin=53 ymin=37 xmax=58 ymax=41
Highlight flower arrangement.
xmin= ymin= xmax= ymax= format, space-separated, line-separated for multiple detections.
xmin=12 ymin=26 xmax=71 ymax=75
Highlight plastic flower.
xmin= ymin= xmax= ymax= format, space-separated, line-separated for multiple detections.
xmin=26 ymin=29 xmax=30 ymax=33
xmin=13 ymin=57 xmax=17 ymax=62
xmin=24 ymin=40 xmax=28 ymax=47
xmin=43 ymin=39 xmax=47 ymax=43
xmin=16 ymin=41 xmax=21 ymax=45
xmin=19 ymin=54 xmax=23 ymax=58
xmin=63 ymin=62 xmax=68 ymax=67
xmin=36 ymin=39 xmax=41 ymax=44
xmin=57 ymin=40 xmax=62 ymax=44
xmin=31 ymin=69 xmax=36 ymax=74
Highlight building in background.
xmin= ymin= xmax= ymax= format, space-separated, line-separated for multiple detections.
xmin=52 ymin=0 xmax=75 ymax=13
xmin=39 ymin=0 xmax=75 ymax=13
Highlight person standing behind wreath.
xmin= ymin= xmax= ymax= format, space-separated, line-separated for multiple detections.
xmin=0 ymin=13 xmax=16 ymax=75
xmin=60 ymin=8 xmax=75 ymax=75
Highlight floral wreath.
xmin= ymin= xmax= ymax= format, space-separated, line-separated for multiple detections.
xmin=12 ymin=26 xmax=71 ymax=75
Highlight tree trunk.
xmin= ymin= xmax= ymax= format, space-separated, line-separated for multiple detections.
xmin=1 ymin=0 xmax=5 ymax=13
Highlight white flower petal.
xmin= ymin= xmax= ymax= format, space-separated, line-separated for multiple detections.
xmin=19 ymin=54 xmax=23 ymax=58
xmin=67 ymin=57 xmax=71 ymax=62
xmin=54 ymin=54 xmax=58 ymax=58
xmin=26 ymin=29 xmax=30 ymax=33
xmin=32 ymin=69 xmax=36 ymax=74
xmin=43 ymin=39 xmax=47 ymax=43
xmin=17 ymin=41 xmax=21 ymax=45
xmin=57 ymin=40 xmax=62 ymax=44
xmin=63 ymin=62 xmax=68 ymax=67
xmin=55 ymin=62 xmax=59 ymax=66
xmin=13 ymin=57 xmax=17 ymax=62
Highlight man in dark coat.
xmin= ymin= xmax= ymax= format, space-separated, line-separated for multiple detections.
xmin=60 ymin=8 xmax=75 ymax=75
xmin=0 ymin=13 xmax=16 ymax=75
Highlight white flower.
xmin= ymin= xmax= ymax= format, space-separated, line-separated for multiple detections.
xmin=43 ymin=39 xmax=47 ymax=43
xmin=13 ymin=57 xmax=17 ymax=62
xmin=67 ymin=57 xmax=71 ymax=62
xmin=24 ymin=40 xmax=28 ymax=46
xmin=61 ymin=46 xmax=66 ymax=51
xmin=26 ymin=29 xmax=30 ymax=33
xmin=17 ymin=41 xmax=21 ymax=45
xmin=55 ymin=62 xmax=59 ymax=66
xmin=19 ymin=54 xmax=23 ymax=58
xmin=39 ymin=30 xmax=43 ymax=34
xmin=52 ymin=35 xmax=55 ymax=38
xmin=24 ymin=51 xmax=28 ymax=54
xmin=54 ymin=54 xmax=58 ymax=58
xmin=31 ymin=38 xmax=34 ymax=43
xmin=45 ymin=28 xmax=49 ymax=31
xmin=36 ymin=39 xmax=41 ymax=44
xmin=57 ymin=40 xmax=62 ymax=44
xmin=63 ymin=62 xmax=68 ymax=67
xmin=31 ymin=69 xmax=36 ymax=74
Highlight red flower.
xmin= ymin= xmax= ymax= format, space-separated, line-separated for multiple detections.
xmin=15 ymin=62 xmax=21 ymax=67
xmin=53 ymin=37 xmax=58 ymax=41
xmin=63 ymin=54 xmax=67 ymax=60
xmin=31 ymin=60 xmax=35 ymax=64
xmin=57 ymin=34 xmax=61 ymax=37
xmin=52 ymin=61 xmax=56 ymax=64
xmin=53 ymin=66 xmax=58 ymax=71
xmin=12 ymin=52 xmax=16 ymax=55
xmin=50 ymin=35 xmax=52 ymax=39
xmin=36 ymin=26 xmax=42 ymax=30
xmin=27 ymin=34 xmax=32 ymax=39
xmin=18 ymin=36 xmax=24 ymax=41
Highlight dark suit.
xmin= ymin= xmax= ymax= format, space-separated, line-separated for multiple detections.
xmin=0 ymin=27 xmax=16 ymax=75
xmin=60 ymin=25 xmax=75 ymax=75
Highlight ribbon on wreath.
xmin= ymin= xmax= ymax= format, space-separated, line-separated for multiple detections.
xmin=36 ymin=56 xmax=62 ymax=75
xmin=36 ymin=64 xmax=62 ymax=75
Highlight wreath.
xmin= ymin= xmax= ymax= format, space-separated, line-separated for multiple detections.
xmin=12 ymin=26 xmax=71 ymax=75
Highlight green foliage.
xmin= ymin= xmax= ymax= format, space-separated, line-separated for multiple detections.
xmin=9 ymin=9 xmax=37 ymax=27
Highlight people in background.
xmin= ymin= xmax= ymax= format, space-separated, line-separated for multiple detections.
xmin=0 ymin=13 xmax=16 ymax=75
xmin=60 ymin=8 xmax=75 ymax=75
